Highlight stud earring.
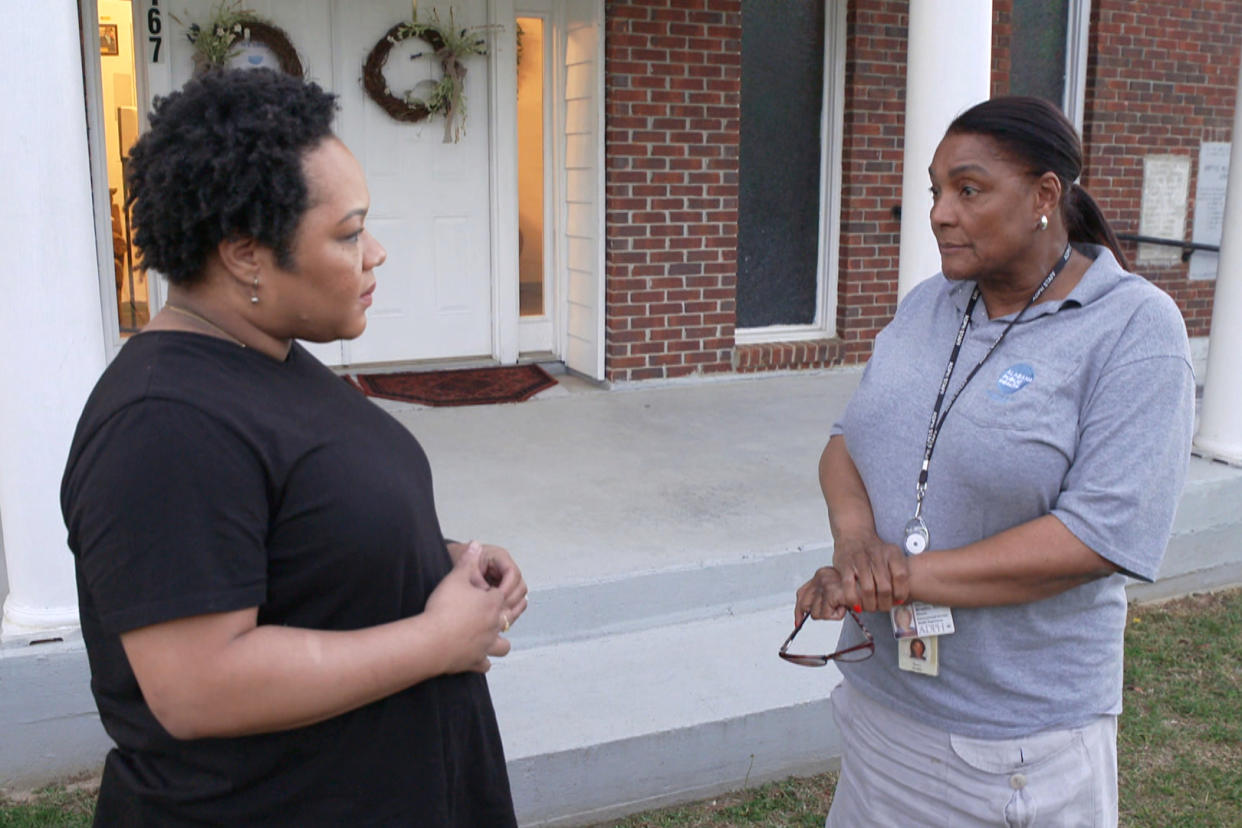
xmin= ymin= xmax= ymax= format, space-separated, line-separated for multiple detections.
xmin=250 ymin=275 xmax=260 ymax=305
xmin=1039 ymin=215 xmax=1049 ymax=231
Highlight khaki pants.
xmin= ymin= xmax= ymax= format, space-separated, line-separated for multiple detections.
xmin=826 ymin=679 xmax=1118 ymax=828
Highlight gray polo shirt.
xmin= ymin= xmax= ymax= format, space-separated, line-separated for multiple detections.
xmin=832 ymin=245 xmax=1194 ymax=739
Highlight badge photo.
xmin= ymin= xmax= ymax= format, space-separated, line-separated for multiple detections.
xmin=898 ymin=635 xmax=938 ymax=676
xmin=890 ymin=605 xmax=917 ymax=639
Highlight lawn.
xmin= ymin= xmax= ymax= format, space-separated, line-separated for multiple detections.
xmin=2 ymin=588 xmax=1238 ymax=827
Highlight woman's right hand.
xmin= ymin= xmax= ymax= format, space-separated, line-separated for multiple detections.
xmin=832 ymin=533 xmax=910 ymax=612
xmin=795 ymin=565 xmax=851 ymax=623
xmin=424 ymin=543 xmax=510 ymax=674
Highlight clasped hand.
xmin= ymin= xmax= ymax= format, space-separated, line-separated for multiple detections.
xmin=427 ymin=541 xmax=529 ymax=674
xmin=796 ymin=534 xmax=909 ymax=622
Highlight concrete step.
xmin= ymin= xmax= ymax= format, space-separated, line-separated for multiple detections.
xmin=489 ymin=594 xmax=846 ymax=826
xmin=485 ymin=453 xmax=1242 ymax=826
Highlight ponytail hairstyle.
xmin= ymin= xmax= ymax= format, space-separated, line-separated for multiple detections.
xmin=945 ymin=96 xmax=1130 ymax=270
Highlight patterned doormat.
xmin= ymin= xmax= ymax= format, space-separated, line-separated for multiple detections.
xmin=348 ymin=364 xmax=558 ymax=407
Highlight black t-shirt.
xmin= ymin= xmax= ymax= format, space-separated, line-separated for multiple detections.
xmin=61 ymin=332 xmax=516 ymax=827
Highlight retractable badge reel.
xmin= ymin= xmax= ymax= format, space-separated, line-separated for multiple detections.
xmin=903 ymin=516 xmax=929 ymax=556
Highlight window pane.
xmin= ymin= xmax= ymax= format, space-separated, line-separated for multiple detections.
xmin=737 ymin=0 xmax=825 ymax=328
xmin=517 ymin=17 xmax=546 ymax=317
xmin=1011 ymin=0 xmax=1068 ymax=107
xmin=99 ymin=2 xmax=147 ymax=336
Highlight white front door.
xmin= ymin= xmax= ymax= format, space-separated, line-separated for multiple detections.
xmin=143 ymin=0 xmax=496 ymax=366
xmin=328 ymin=0 xmax=495 ymax=365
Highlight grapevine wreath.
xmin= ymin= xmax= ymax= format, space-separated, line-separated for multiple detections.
xmin=180 ymin=4 xmax=303 ymax=77
xmin=362 ymin=12 xmax=496 ymax=142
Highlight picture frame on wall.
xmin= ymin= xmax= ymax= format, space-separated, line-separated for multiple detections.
xmin=100 ymin=24 xmax=119 ymax=57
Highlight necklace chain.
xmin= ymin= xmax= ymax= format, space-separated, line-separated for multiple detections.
xmin=163 ymin=304 xmax=247 ymax=348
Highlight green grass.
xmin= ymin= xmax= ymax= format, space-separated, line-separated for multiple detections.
xmin=599 ymin=587 xmax=1242 ymax=827
xmin=0 ymin=784 xmax=95 ymax=828
xmin=1116 ymin=589 xmax=1242 ymax=828
xmin=2 ymin=589 xmax=1239 ymax=827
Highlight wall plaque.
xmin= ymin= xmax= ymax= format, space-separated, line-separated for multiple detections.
xmin=1190 ymin=142 xmax=1230 ymax=281
xmin=1138 ymin=154 xmax=1191 ymax=267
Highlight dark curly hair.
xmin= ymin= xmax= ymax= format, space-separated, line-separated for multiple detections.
xmin=125 ymin=69 xmax=337 ymax=285
xmin=946 ymin=96 xmax=1130 ymax=270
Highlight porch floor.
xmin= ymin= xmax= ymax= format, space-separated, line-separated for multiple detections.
xmin=381 ymin=367 xmax=862 ymax=591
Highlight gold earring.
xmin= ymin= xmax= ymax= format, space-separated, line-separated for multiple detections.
xmin=1039 ymin=215 xmax=1049 ymax=231
xmin=251 ymin=275 xmax=260 ymax=305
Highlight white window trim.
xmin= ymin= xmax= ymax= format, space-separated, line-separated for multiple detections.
xmin=81 ymin=0 xmax=125 ymax=361
xmin=516 ymin=2 xmax=562 ymax=356
xmin=1064 ymin=0 xmax=1091 ymax=132
xmin=734 ymin=0 xmax=845 ymax=346
xmin=85 ymin=0 xmax=167 ymax=363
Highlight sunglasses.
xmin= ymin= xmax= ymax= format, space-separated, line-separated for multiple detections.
xmin=778 ymin=608 xmax=875 ymax=666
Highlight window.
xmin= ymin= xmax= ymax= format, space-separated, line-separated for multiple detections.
xmin=1010 ymin=0 xmax=1091 ymax=129
xmin=737 ymin=0 xmax=826 ymax=329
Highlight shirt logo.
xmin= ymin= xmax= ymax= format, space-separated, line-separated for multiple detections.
xmin=988 ymin=363 xmax=1034 ymax=400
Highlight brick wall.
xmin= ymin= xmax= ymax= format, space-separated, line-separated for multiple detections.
xmin=603 ymin=0 xmax=741 ymax=382
xmin=834 ymin=1 xmax=908 ymax=364
xmin=991 ymin=0 xmax=1012 ymax=96
xmin=1079 ymin=0 xmax=1242 ymax=336
xmin=600 ymin=0 xmax=1238 ymax=382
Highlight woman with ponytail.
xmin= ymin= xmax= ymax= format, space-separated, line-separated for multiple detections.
xmin=791 ymin=96 xmax=1194 ymax=825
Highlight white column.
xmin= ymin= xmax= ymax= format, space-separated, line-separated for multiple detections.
xmin=0 ymin=2 xmax=109 ymax=642
xmin=897 ymin=0 xmax=993 ymax=300
xmin=1194 ymin=58 xmax=1242 ymax=466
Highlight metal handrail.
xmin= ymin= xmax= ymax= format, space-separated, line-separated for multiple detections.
xmin=1116 ymin=233 xmax=1219 ymax=262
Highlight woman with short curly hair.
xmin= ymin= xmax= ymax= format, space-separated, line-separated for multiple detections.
xmin=62 ymin=68 xmax=524 ymax=826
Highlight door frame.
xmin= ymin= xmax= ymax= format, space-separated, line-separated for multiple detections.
xmin=81 ymin=0 xmax=166 ymax=362
xmin=488 ymin=0 xmax=522 ymax=364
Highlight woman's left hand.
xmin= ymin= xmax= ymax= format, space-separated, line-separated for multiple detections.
xmin=832 ymin=535 xmax=909 ymax=612
xmin=447 ymin=540 xmax=529 ymax=628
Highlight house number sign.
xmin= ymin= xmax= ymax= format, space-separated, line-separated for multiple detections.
xmin=145 ymin=1 xmax=165 ymax=64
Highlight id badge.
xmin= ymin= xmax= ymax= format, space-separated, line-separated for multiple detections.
xmin=897 ymin=634 xmax=938 ymax=675
xmin=890 ymin=602 xmax=955 ymax=639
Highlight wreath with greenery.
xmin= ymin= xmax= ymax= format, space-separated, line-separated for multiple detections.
xmin=178 ymin=3 xmax=303 ymax=78
xmin=362 ymin=11 xmax=497 ymax=143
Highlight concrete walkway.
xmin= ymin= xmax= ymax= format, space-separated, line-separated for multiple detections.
xmin=380 ymin=368 xmax=861 ymax=590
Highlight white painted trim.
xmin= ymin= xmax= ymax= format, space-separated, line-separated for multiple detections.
xmin=516 ymin=3 xmax=560 ymax=356
xmin=821 ymin=0 xmax=846 ymax=340
xmin=490 ymin=0 xmax=521 ymax=364
xmin=735 ymin=0 xmax=845 ymax=344
xmin=81 ymin=0 xmax=125 ymax=362
xmin=1064 ymin=0 xmax=1092 ymax=131
xmin=548 ymin=0 xmax=573 ymax=363
xmin=587 ymin=0 xmax=606 ymax=380
xmin=559 ymin=0 xmax=605 ymax=380
xmin=734 ymin=325 xmax=836 ymax=346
